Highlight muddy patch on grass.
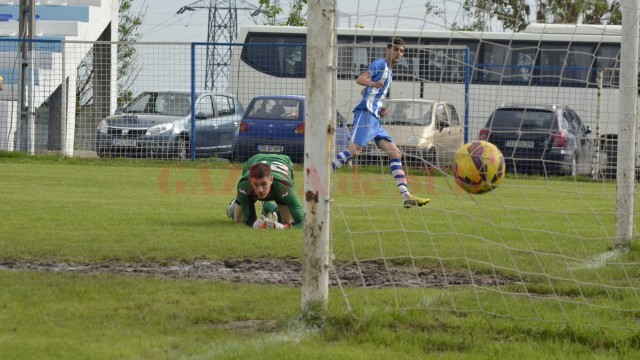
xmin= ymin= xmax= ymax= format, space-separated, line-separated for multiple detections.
xmin=0 ymin=259 xmax=515 ymax=288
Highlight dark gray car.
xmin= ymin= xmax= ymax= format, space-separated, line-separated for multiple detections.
xmin=479 ymin=104 xmax=593 ymax=176
xmin=96 ymin=90 xmax=244 ymax=160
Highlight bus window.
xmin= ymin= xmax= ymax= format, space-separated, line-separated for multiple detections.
xmin=481 ymin=42 xmax=510 ymax=83
xmin=508 ymin=44 xmax=537 ymax=84
xmin=565 ymin=44 xmax=594 ymax=84
xmin=596 ymin=44 xmax=620 ymax=86
xmin=538 ymin=44 xmax=568 ymax=84
xmin=283 ymin=46 xmax=304 ymax=77
xmin=476 ymin=41 xmax=535 ymax=84
xmin=422 ymin=48 xmax=467 ymax=83
xmin=535 ymin=43 xmax=593 ymax=86
xmin=427 ymin=40 xmax=476 ymax=83
xmin=241 ymin=33 xmax=306 ymax=78
xmin=342 ymin=44 xmax=419 ymax=80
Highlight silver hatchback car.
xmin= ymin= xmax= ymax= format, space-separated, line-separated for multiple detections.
xmin=96 ymin=90 xmax=244 ymax=160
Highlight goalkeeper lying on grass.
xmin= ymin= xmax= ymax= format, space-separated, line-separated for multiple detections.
xmin=226 ymin=153 xmax=302 ymax=229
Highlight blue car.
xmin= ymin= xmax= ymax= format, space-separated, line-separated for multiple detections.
xmin=233 ymin=95 xmax=350 ymax=163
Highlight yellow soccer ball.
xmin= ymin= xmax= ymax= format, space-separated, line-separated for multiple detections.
xmin=453 ymin=141 xmax=505 ymax=194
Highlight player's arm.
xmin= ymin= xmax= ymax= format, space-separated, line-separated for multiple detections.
xmin=235 ymin=181 xmax=258 ymax=227
xmin=282 ymin=192 xmax=304 ymax=229
xmin=356 ymin=71 xmax=384 ymax=89
xmin=240 ymin=198 xmax=258 ymax=227
xmin=356 ymin=71 xmax=372 ymax=86
xmin=357 ymin=60 xmax=384 ymax=88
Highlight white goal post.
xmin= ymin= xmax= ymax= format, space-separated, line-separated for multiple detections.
xmin=616 ymin=0 xmax=639 ymax=249
xmin=301 ymin=0 xmax=335 ymax=323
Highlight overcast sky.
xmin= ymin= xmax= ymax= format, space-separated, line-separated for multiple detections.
xmin=134 ymin=0 xmax=454 ymax=42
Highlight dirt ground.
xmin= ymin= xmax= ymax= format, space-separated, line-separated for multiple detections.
xmin=0 ymin=258 xmax=514 ymax=288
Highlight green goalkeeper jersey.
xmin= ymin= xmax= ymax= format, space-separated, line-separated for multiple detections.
xmin=235 ymin=154 xmax=303 ymax=228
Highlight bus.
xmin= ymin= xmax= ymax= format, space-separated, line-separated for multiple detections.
xmin=229 ymin=24 xmax=622 ymax=148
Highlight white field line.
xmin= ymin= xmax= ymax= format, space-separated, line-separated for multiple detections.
xmin=185 ymin=322 xmax=316 ymax=359
xmin=572 ymin=249 xmax=625 ymax=270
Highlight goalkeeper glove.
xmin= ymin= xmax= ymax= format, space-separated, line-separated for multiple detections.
xmin=252 ymin=215 xmax=290 ymax=230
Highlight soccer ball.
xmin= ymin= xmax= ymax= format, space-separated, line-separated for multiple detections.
xmin=453 ymin=140 xmax=505 ymax=194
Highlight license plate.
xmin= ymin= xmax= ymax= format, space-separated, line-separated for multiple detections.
xmin=505 ymin=140 xmax=534 ymax=148
xmin=112 ymin=138 xmax=137 ymax=147
xmin=258 ymin=144 xmax=284 ymax=152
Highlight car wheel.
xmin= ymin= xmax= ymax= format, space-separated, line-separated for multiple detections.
xmin=231 ymin=147 xmax=243 ymax=163
xmin=96 ymin=148 xmax=111 ymax=158
xmin=216 ymin=151 xmax=231 ymax=161
xmin=175 ymin=137 xmax=189 ymax=160
xmin=425 ymin=148 xmax=437 ymax=170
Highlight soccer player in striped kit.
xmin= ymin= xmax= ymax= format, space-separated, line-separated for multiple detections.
xmin=332 ymin=37 xmax=429 ymax=208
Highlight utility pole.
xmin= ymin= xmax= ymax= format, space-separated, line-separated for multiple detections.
xmin=18 ymin=0 xmax=36 ymax=154
xmin=177 ymin=0 xmax=263 ymax=91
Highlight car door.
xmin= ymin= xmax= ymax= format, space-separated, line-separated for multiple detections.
xmin=214 ymin=95 xmax=241 ymax=153
xmin=432 ymin=102 xmax=456 ymax=166
xmin=444 ymin=103 xmax=463 ymax=164
xmin=194 ymin=95 xmax=217 ymax=152
xmin=568 ymin=109 xmax=594 ymax=175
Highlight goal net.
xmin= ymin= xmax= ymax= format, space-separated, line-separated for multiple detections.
xmin=309 ymin=0 xmax=640 ymax=333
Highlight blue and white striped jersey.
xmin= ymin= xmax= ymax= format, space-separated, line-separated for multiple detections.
xmin=353 ymin=58 xmax=392 ymax=118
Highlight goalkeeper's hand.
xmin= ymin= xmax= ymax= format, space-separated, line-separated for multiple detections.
xmin=252 ymin=215 xmax=290 ymax=230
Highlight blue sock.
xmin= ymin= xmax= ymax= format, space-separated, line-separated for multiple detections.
xmin=332 ymin=150 xmax=352 ymax=171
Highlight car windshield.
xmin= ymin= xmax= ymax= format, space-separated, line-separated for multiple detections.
xmin=245 ymin=98 xmax=302 ymax=120
xmin=122 ymin=92 xmax=191 ymax=116
xmin=489 ymin=109 xmax=556 ymax=129
xmin=384 ymin=101 xmax=433 ymax=126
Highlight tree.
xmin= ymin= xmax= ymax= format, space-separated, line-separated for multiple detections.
xmin=583 ymin=0 xmax=621 ymax=25
xmin=76 ymin=0 xmax=146 ymax=109
xmin=536 ymin=0 xmax=621 ymax=25
xmin=492 ymin=0 xmax=531 ymax=31
xmin=258 ymin=0 xmax=307 ymax=26
xmin=449 ymin=0 xmax=531 ymax=31
xmin=423 ymin=1 xmax=446 ymax=26
xmin=116 ymin=0 xmax=146 ymax=107
xmin=449 ymin=0 xmax=621 ymax=32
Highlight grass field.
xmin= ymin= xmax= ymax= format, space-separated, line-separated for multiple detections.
xmin=1 ymin=151 xmax=640 ymax=359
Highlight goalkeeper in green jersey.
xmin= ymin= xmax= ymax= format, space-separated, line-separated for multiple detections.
xmin=226 ymin=154 xmax=303 ymax=229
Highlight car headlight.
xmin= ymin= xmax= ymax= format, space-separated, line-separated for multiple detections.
xmin=97 ymin=120 xmax=109 ymax=134
xmin=406 ymin=135 xmax=421 ymax=146
xmin=145 ymin=123 xmax=174 ymax=136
